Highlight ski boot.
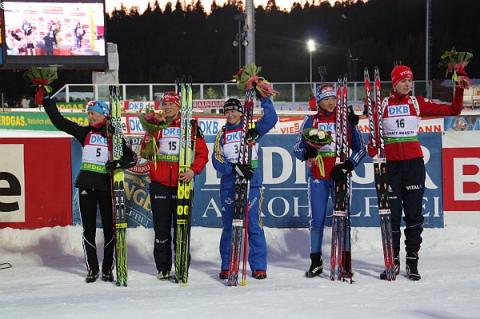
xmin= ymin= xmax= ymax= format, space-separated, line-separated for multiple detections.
xmin=85 ymin=269 xmax=99 ymax=283
xmin=101 ymin=270 xmax=114 ymax=282
xmin=218 ymin=270 xmax=228 ymax=280
xmin=252 ymin=270 xmax=267 ymax=280
xmin=157 ymin=270 xmax=171 ymax=281
xmin=406 ymin=252 xmax=421 ymax=281
xmin=380 ymin=256 xmax=400 ymax=280
xmin=305 ymin=253 xmax=323 ymax=278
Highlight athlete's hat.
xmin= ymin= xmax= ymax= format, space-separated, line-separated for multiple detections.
xmin=86 ymin=100 xmax=109 ymax=117
xmin=391 ymin=65 xmax=414 ymax=87
xmin=315 ymin=84 xmax=336 ymax=103
xmin=223 ymin=98 xmax=243 ymax=114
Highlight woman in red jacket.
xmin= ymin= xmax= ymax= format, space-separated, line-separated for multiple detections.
xmin=141 ymin=92 xmax=208 ymax=280
xmin=369 ymin=65 xmax=468 ymax=281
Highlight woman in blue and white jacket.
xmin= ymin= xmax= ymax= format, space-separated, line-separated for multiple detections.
xmin=212 ymin=97 xmax=277 ymax=280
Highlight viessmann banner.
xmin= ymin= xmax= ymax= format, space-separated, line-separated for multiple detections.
xmin=71 ymin=133 xmax=444 ymax=228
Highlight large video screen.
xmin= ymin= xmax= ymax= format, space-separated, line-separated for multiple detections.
xmin=2 ymin=0 xmax=106 ymax=69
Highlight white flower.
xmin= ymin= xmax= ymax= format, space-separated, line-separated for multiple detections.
xmin=317 ymin=130 xmax=326 ymax=139
xmin=309 ymin=129 xmax=318 ymax=136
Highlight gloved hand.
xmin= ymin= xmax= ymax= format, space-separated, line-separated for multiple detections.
xmin=330 ymin=160 xmax=354 ymax=182
xmin=348 ymin=106 xmax=359 ymax=126
xmin=368 ymin=144 xmax=377 ymax=157
xmin=232 ymin=163 xmax=254 ymax=180
xmin=253 ymin=82 xmax=264 ymax=99
xmin=245 ymin=128 xmax=258 ymax=143
xmin=106 ymin=157 xmax=134 ymax=172
xmin=304 ymin=146 xmax=318 ymax=159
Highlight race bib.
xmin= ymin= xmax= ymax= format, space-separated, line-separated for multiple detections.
xmin=81 ymin=133 xmax=109 ymax=173
xmin=316 ymin=122 xmax=336 ymax=154
xmin=158 ymin=127 xmax=181 ymax=159
xmin=383 ymin=107 xmax=418 ymax=138
xmin=223 ymin=130 xmax=259 ymax=165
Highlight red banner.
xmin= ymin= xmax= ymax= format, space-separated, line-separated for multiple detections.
xmin=0 ymin=138 xmax=72 ymax=228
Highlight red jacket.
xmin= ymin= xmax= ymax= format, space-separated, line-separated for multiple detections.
xmin=368 ymin=87 xmax=464 ymax=161
xmin=141 ymin=115 xmax=209 ymax=186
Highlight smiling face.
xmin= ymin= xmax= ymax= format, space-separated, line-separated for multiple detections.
xmin=394 ymin=78 xmax=413 ymax=96
xmin=163 ymin=101 xmax=180 ymax=119
xmin=225 ymin=109 xmax=242 ymax=125
xmin=317 ymin=96 xmax=336 ymax=113
xmin=87 ymin=110 xmax=106 ymax=127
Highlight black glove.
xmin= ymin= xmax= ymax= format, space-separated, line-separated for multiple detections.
xmin=330 ymin=160 xmax=354 ymax=182
xmin=253 ymin=82 xmax=263 ymax=99
xmin=245 ymin=128 xmax=258 ymax=143
xmin=304 ymin=146 xmax=318 ymax=159
xmin=106 ymin=156 xmax=134 ymax=172
xmin=348 ymin=106 xmax=359 ymax=126
xmin=232 ymin=163 xmax=254 ymax=180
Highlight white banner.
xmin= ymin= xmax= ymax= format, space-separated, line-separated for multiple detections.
xmin=0 ymin=144 xmax=26 ymax=222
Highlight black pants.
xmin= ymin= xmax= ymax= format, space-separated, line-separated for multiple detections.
xmin=387 ymin=158 xmax=425 ymax=257
xmin=79 ymin=188 xmax=114 ymax=273
xmin=150 ymin=182 xmax=179 ymax=272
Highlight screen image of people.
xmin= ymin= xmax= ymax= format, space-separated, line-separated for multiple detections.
xmin=3 ymin=1 xmax=105 ymax=57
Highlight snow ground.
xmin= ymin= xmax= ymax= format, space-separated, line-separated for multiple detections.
xmin=1 ymin=226 xmax=480 ymax=319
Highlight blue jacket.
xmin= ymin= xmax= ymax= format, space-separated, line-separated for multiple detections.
xmin=212 ymin=97 xmax=278 ymax=189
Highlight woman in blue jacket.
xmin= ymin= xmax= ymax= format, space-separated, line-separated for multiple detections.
xmin=212 ymin=97 xmax=277 ymax=280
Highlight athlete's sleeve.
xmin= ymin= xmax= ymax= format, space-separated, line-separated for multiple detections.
xmin=293 ymin=116 xmax=312 ymax=161
xmin=254 ymin=97 xmax=278 ymax=138
xmin=349 ymin=125 xmax=366 ymax=166
xmin=212 ymin=129 xmax=233 ymax=175
xmin=43 ymin=97 xmax=89 ymax=144
xmin=417 ymin=86 xmax=463 ymax=116
xmin=191 ymin=135 xmax=209 ymax=175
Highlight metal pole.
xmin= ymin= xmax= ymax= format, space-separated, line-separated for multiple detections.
xmin=245 ymin=0 xmax=255 ymax=65
xmin=238 ymin=19 xmax=242 ymax=69
xmin=426 ymin=0 xmax=431 ymax=98
xmin=309 ymin=52 xmax=313 ymax=90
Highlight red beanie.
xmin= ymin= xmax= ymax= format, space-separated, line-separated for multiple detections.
xmin=391 ymin=65 xmax=414 ymax=87
xmin=161 ymin=91 xmax=180 ymax=107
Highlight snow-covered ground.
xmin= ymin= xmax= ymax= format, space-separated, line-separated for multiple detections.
xmin=1 ymin=226 xmax=480 ymax=319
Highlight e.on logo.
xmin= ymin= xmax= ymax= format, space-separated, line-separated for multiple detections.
xmin=0 ymin=144 xmax=26 ymax=222
xmin=443 ymin=147 xmax=480 ymax=211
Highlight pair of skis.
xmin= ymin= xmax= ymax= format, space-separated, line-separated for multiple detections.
xmin=175 ymin=80 xmax=197 ymax=285
xmin=110 ymin=86 xmax=128 ymax=287
xmin=364 ymin=67 xmax=396 ymax=281
xmin=227 ymin=88 xmax=256 ymax=287
xmin=330 ymin=76 xmax=353 ymax=283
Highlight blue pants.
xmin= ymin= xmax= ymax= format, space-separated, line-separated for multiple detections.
xmin=308 ymin=177 xmax=334 ymax=254
xmin=219 ymin=187 xmax=267 ymax=272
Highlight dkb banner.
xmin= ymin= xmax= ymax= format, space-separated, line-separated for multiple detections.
xmin=71 ymin=133 xmax=443 ymax=228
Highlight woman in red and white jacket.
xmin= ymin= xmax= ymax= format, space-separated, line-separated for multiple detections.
xmin=369 ymin=65 xmax=469 ymax=281
xmin=140 ymin=92 xmax=208 ymax=280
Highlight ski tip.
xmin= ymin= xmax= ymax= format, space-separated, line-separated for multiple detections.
xmin=239 ymin=279 xmax=248 ymax=286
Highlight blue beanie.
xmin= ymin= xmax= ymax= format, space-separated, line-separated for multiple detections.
xmin=315 ymin=84 xmax=336 ymax=103
xmin=86 ymin=100 xmax=110 ymax=117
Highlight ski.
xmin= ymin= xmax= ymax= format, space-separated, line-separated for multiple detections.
xmin=364 ymin=67 xmax=396 ymax=281
xmin=175 ymin=79 xmax=196 ymax=285
xmin=330 ymin=75 xmax=353 ymax=283
xmin=110 ymin=85 xmax=128 ymax=287
xmin=227 ymin=88 xmax=256 ymax=287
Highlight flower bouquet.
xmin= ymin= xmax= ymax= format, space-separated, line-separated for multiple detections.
xmin=303 ymin=128 xmax=333 ymax=177
xmin=233 ymin=63 xmax=279 ymax=97
xmin=24 ymin=67 xmax=58 ymax=107
xmin=138 ymin=109 xmax=168 ymax=166
xmin=303 ymin=128 xmax=333 ymax=149
xmin=439 ymin=48 xmax=473 ymax=88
